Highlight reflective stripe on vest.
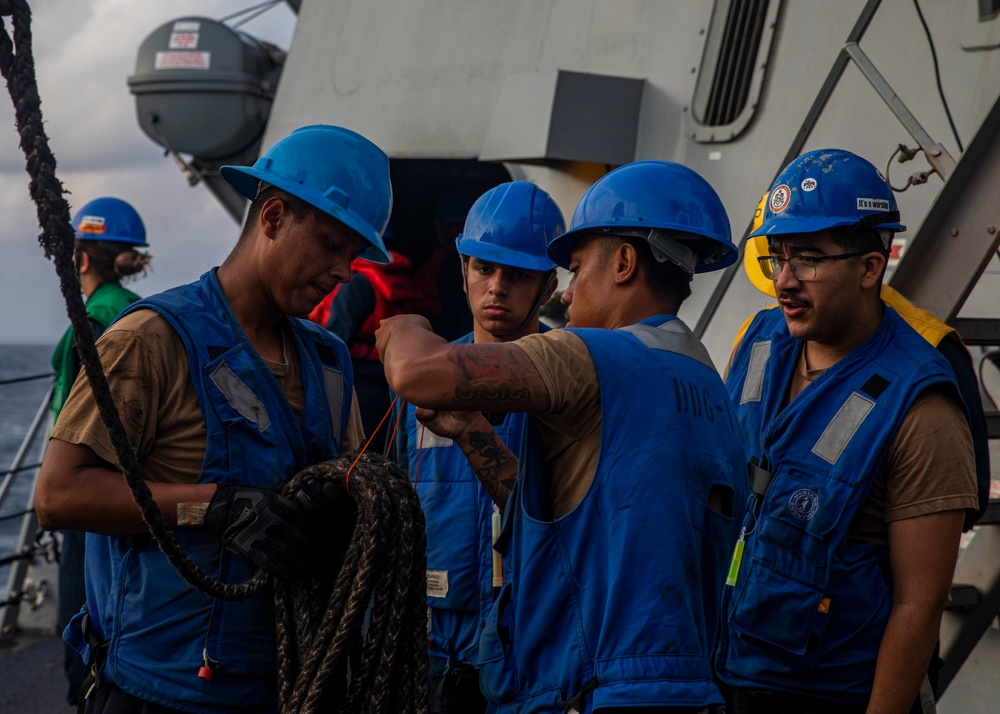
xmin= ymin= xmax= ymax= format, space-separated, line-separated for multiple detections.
xmin=740 ymin=341 xmax=771 ymax=405
xmin=621 ymin=318 xmax=716 ymax=370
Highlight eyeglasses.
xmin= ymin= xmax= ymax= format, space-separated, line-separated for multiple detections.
xmin=757 ymin=251 xmax=868 ymax=282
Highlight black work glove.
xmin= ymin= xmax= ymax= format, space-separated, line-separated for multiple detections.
xmin=205 ymin=484 xmax=316 ymax=582
xmin=293 ymin=474 xmax=357 ymax=575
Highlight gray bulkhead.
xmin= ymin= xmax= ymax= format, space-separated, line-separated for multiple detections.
xmin=264 ymin=0 xmax=1000 ymax=367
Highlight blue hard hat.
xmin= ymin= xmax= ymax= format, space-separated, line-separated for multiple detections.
xmin=221 ymin=124 xmax=392 ymax=264
xmin=751 ymin=148 xmax=906 ymax=241
xmin=72 ymin=197 xmax=147 ymax=247
xmin=455 ymin=182 xmax=562 ymax=272
xmin=550 ymin=161 xmax=736 ymax=273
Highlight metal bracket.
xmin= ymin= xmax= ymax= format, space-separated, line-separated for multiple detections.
xmin=843 ymin=42 xmax=956 ymax=180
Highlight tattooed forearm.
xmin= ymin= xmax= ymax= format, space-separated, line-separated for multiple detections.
xmin=449 ymin=345 xmax=515 ymax=380
xmin=458 ymin=428 xmax=518 ymax=510
xmin=455 ymin=384 xmax=531 ymax=402
xmin=447 ymin=344 xmax=548 ymax=410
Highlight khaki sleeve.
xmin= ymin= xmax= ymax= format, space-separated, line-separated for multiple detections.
xmin=882 ymin=385 xmax=979 ymax=523
xmin=511 ymin=329 xmax=602 ymax=518
xmin=51 ymin=309 xmax=167 ymax=468
xmin=513 ymin=329 xmax=600 ymax=440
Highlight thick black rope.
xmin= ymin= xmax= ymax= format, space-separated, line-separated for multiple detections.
xmin=0 ymin=0 xmax=264 ymax=602
xmin=276 ymin=452 xmax=428 ymax=714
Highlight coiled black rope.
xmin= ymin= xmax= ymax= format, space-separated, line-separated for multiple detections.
xmin=0 ymin=4 xmax=429 ymax=710
xmin=276 ymin=452 xmax=428 ymax=714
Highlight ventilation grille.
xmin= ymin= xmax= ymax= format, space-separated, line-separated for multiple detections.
xmin=691 ymin=0 xmax=780 ymax=143
xmin=703 ymin=0 xmax=769 ymax=126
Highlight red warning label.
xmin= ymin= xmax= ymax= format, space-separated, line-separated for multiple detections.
xmin=154 ymin=51 xmax=211 ymax=70
xmin=169 ymin=32 xmax=199 ymax=50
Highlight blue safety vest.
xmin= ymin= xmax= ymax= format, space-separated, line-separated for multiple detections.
xmin=66 ymin=269 xmax=352 ymax=713
xmin=478 ymin=316 xmax=747 ymax=712
xmin=397 ymin=331 xmax=535 ymax=666
xmin=718 ymin=306 xmax=964 ymax=702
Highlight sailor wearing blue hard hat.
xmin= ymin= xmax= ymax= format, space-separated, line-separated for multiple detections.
xmin=393 ymin=180 xmax=561 ymax=714
xmin=455 ymin=181 xmax=563 ymax=340
xmin=38 ymin=125 xmax=391 ymax=713
xmin=377 ymin=161 xmax=747 ymax=712
xmin=720 ymin=148 xmax=977 ymax=713
xmin=53 ymin=197 xmax=152 ymax=418
xmin=50 ymin=196 xmax=152 ymax=706
xmin=222 ymin=123 xmax=392 ymax=266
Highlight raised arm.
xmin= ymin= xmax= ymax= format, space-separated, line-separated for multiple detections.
xmin=376 ymin=314 xmax=551 ymax=413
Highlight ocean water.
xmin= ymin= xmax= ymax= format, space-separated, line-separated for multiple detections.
xmin=0 ymin=343 xmax=55 ymax=587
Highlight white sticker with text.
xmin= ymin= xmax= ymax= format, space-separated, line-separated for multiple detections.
xmin=427 ymin=569 xmax=449 ymax=598
xmin=857 ymin=198 xmax=890 ymax=211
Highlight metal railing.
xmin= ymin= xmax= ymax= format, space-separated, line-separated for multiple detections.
xmin=0 ymin=378 xmax=52 ymax=643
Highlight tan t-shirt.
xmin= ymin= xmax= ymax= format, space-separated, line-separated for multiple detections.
xmin=512 ymin=329 xmax=601 ymax=519
xmin=788 ymin=350 xmax=978 ymax=546
xmin=52 ymin=309 xmax=364 ymax=483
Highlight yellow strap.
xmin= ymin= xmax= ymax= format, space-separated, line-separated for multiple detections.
xmin=879 ymin=284 xmax=954 ymax=348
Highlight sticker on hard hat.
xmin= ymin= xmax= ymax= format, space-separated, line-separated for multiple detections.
xmin=857 ymin=198 xmax=890 ymax=211
xmin=801 ymin=178 xmax=817 ymax=192
xmin=77 ymin=216 xmax=106 ymax=235
xmin=769 ymin=184 xmax=792 ymax=213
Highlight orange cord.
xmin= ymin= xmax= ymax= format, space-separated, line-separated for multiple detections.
xmin=388 ymin=398 xmax=424 ymax=491
xmin=344 ymin=395 xmax=424 ymax=495
xmin=381 ymin=396 xmax=423 ymax=491
xmin=345 ymin=395 xmax=400 ymax=495
xmin=383 ymin=396 xmax=403 ymax=458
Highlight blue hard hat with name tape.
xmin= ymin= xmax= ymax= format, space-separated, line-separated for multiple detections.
xmin=221 ymin=124 xmax=392 ymax=264
xmin=455 ymin=182 xmax=561 ymax=272
xmin=72 ymin=197 xmax=147 ymax=247
xmin=550 ymin=160 xmax=735 ymax=273
xmin=751 ymin=148 xmax=906 ymax=240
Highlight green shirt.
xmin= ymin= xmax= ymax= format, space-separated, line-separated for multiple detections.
xmin=50 ymin=281 xmax=141 ymax=420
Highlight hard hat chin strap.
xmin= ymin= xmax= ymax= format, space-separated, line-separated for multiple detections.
xmin=612 ymin=228 xmax=698 ymax=276
xmin=878 ymin=229 xmax=893 ymax=250
xmin=495 ymin=268 xmax=559 ymax=339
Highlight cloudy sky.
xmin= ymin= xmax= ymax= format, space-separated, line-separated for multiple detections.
xmin=0 ymin=1 xmax=297 ymax=342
